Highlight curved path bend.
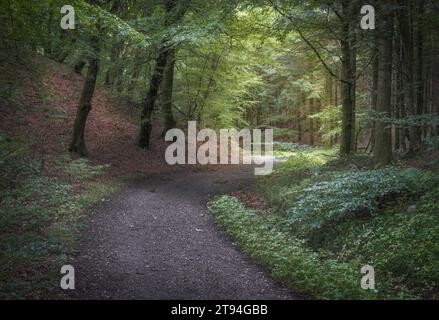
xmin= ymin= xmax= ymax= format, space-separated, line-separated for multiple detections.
xmin=72 ymin=166 xmax=297 ymax=300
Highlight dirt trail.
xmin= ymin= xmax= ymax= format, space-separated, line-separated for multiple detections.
xmin=71 ymin=165 xmax=297 ymax=300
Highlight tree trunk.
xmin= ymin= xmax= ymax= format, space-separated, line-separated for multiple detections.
xmin=339 ymin=0 xmax=357 ymax=156
xmin=413 ymin=0 xmax=424 ymax=146
xmin=138 ymin=46 xmax=170 ymax=149
xmin=374 ymin=3 xmax=394 ymax=165
xmin=69 ymin=57 xmax=99 ymax=156
xmin=138 ymin=0 xmax=187 ymax=149
xmin=161 ymin=48 xmax=177 ymax=136
xmin=399 ymin=1 xmax=421 ymax=154
xmin=309 ymin=98 xmax=315 ymax=146
xmin=369 ymin=34 xmax=379 ymax=152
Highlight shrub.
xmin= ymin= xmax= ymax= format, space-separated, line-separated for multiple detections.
xmin=330 ymin=187 xmax=439 ymax=298
xmin=257 ymin=148 xmax=337 ymax=210
xmin=208 ymin=196 xmax=379 ymax=299
xmin=286 ymin=168 xmax=438 ymax=236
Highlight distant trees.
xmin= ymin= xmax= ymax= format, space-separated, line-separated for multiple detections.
xmin=267 ymin=0 xmax=439 ymax=164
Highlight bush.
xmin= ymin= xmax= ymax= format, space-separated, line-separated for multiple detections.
xmin=330 ymin=187 xmax=439 ymax=298
xmin=208 ymin=196 xmax=379 ymax=299
xmin=257 ymin=147 xmax=337 ymax=210
xmin=0 ymin=137 xmax=117 ymax=298
xmin=286 ymin=167 xmax=438 ymax=236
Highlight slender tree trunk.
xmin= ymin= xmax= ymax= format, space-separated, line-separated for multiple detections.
xmin=69 ymin=57 xmax=99 ymax=156
xmin=340 ymin=49 xmax=355 ymax=155
xmin=138 ymin=0 xmax=187 ymax=149
xmin=395 ymin=37 xmax=404 ymax=151
xmin=161 ymin=48 xmax=177 ymax=136
xmin=374 ymin=4 xmax=394 ymax=165
xmin=370 ymin=34 xmax=379 ymax=152
xmin=138 ymin=46 xmax=170 ymax=149
xmin=413 ymin=0 xmax=424 ymax=146
xmin=339 ymin=0 xmax=356 ymax=155
xmin=399 ymin=1 xmax=421 ymax=154
xmin=309 ymin=98 xmax=315 ymax=146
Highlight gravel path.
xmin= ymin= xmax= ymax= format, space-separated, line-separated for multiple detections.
xmin=71 ymin=166 xmax=297 ymax=300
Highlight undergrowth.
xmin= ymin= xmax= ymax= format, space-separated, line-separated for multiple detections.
xmin=0 ymin=135 xmax=120 ymax=299
xmin=209 ymin=146 xmax=439 ymax=299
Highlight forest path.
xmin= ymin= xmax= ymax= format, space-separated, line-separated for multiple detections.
xmin=71 ymin=165 xmax=297 ymax=299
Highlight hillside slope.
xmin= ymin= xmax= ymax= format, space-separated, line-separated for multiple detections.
xmin=0 ymin=53 xmax=177 ymax=299
xmin=1 ymin=53 xmax=173 ymax=178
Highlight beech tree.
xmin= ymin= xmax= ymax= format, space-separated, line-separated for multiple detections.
xmin=138 ymin=0 xmax=189 ymax=149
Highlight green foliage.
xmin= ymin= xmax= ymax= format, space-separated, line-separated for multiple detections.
xmin=309 ymin=105 xmax=342 ymax=145
xmin=286 ymin=168 xmax=438 ymax=236
xmin=59 ymin=157 xmax=110 ymax=180
xmin=273 ymin=141 xmax=311 ymax=152
xmin=426 ymin=136 xmax=439 ymax=150
xmin=328 ymin=187 xmax=439 ymax=298
xmin=208 ymin=196 xmax=378 ymax=299
xmin=252 ymin=146 xmax=439 ymax=299
xmin=0 ymin=135 xmax=26 ymax=167
xmin=272 ymin=127 xmax=298 ymax=140
xmin=0 ymin=138 xmax=119 ymax=298
xmin=258 ymin=147 xmax=335 ymax=210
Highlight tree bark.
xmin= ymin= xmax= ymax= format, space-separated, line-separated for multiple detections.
xmin=339 ymin=0 xmax=357 ymax=156
xmin=399 ymin=1 xmax=421 ymax=154
xmin=161 ymin=48 xmax=177 ymax=136
xmin=309 ymin=98 xmax=315 ymax=146
xmin=374 ymin=3 xmax=394 ymax=165
xmin=413 ymin=0 xmax=424 ymax=146
xmin=138 ymin=0 xmax=187 ymax=149
xmin=69 ymin=57 xmax=99 ymax=156
xmin=138 ymin=46 xmax=170 ymax=149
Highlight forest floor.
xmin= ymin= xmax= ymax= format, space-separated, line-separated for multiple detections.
xmin=0 ymin=54 xmax=176 ymax=178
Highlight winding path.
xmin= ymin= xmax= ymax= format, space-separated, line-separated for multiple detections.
xmin=72 ymin=165 xmax=297 ymax=300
